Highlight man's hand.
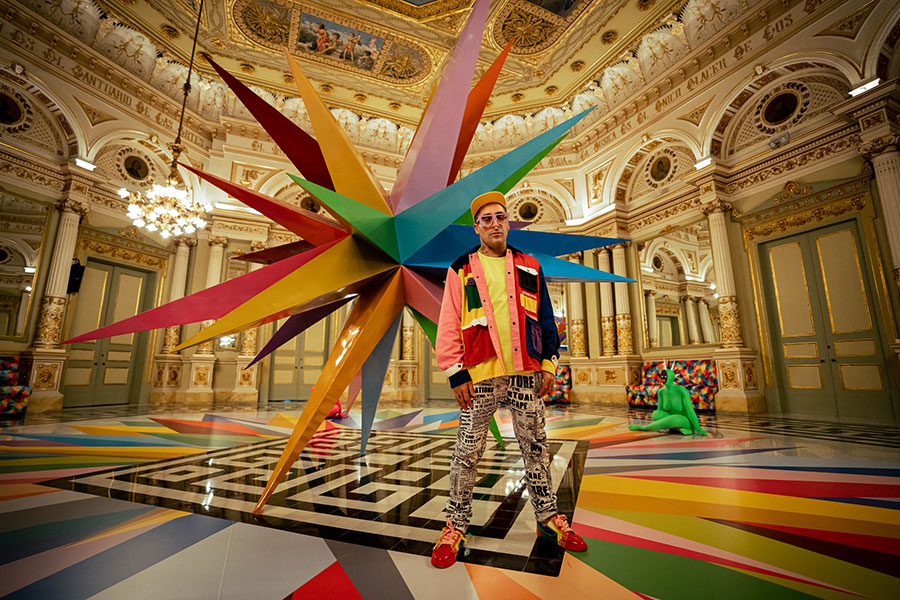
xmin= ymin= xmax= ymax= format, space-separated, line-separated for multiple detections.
xmin=453 ymin=381 xmax=475 ymax=410
xmin=539 ymin=371 xmax=554 ymax=396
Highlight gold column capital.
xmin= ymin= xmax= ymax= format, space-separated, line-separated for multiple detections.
xmin=208 ymin=236 xmax=228 ymax=248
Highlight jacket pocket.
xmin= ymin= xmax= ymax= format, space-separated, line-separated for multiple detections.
xmin=462 ymin=324 xmax=493 ymax=366
xmin=517 ymin=265 xmax=538 ymax=293
xmin=524 ymin=316 xmax=542 ymax=360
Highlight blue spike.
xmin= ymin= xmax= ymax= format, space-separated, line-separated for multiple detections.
xmin=359 ymin=314 xmax=403 ymax=455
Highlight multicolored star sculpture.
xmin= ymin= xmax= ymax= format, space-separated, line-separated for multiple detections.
xmin=64 ymin=0 xmax=631 ymax=513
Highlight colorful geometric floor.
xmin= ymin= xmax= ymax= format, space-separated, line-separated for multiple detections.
xmin=1 ymin=404 xmax=899 ymax=599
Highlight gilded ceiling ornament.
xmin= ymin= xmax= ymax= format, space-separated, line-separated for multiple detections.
xmin=240 ymin=62 xmax=255 ymax=74
xmin=319 ymin=83 xmax=333 ymax=93
xmin=380 ymin=46 xmax=422 ymax=80
xmin=212 ymin=39 xmax=227 ymax=49
xmin=501 ymin=8 xmax=558 ymax=50
xmin=512 ymin=93 xmax=525 ymax=102
xmin=601 ymin=30 xmax=617 ymax=44
xmin=388 ymin=102 xmax=401 ymax=111
xmin=570 ymin=60 xmax=585 ymax=72
xmin=160 ymin=25 xmax=179 ymax=40
xmin=282 ymin=73 xmax=294 ymax=83
xmin=637 ymin=0 xmax=656 ymax=11
xmin=354 ymin=93 xmax=367 ymax=103
xmin=544 ymin=85 xmax=558 ymax=95
xmin=241 ymin=0 xmax=291 ymax=46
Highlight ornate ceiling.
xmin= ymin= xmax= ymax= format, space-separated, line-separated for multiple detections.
xmin=97 ymin=0 xmax=683 ymax=123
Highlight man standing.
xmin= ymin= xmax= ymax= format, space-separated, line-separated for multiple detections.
xmin=431 ymin=190 xmax=587 ymax=568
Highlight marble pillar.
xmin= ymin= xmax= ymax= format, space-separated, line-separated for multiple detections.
xmin=22 ymin=198 xmax=88 ymax=413
xmin=151 ymin=236 xmax=196 ymax=409
xmin=645 ymin=290 xmax=658 ymax=349
xmin=705 ymin=205 xmax=743 ymax=348
xmin=698 ymin=298 xmax=715 ymax=343
xmin=567 ymin=254 xmax=586 ymax=357
xmin=185 ymin=235 xmax=227 ymax=408
xmin=612 ymin=244 xmax=632 ymax=355
xmin=685 ymin=296 xmax=701 ymax=345
xmin=161 ymin=237 xmax=195 ymax=354
xmin=230 ymin=242 xmax=266 ymax=408
xmin=598 ymin=249 xmax=616 ymax=356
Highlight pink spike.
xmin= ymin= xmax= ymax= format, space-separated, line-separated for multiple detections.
xmin=400 ymin=267 xmax=442 ymax=323
xmin=389 ymin=0 xmax=491 ymax=212
xmin=63 ymin=238 xmax=344 ymax=344
xmin=183 ymin=164 xmax=347 ymax=246
xmin=203 ymin=54 xmax=333 ymax=190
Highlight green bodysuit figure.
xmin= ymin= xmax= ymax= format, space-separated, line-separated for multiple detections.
xmin=629 ymin=369 xmax=707 ymax=436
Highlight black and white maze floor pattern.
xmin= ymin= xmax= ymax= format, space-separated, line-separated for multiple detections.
xmin=43 ymin=429 xmax=589 ymax=575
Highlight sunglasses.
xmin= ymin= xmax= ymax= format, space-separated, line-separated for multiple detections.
xmin=475 ymin=212 xmax=509 ymax=226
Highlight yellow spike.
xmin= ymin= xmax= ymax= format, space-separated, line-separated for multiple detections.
xmin=175 ymin=237 xmax=396 ymax=350
xmin=253 ymin=271 xmax=405 ymax=513
xmin=282 ymin=48 xmax=392 ymax=215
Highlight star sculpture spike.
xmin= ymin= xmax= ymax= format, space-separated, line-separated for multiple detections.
xmin=63 ymin=0 xmax=633 ymax=515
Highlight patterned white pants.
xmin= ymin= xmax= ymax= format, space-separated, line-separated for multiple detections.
xmin=444 ymin=373 xmax=557 ymax=532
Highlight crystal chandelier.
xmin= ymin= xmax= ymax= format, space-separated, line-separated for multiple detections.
xmin=118 ymin=170 xmax=208 ymax=239
xmin=118 ymin=0 xmax=208 ymax=239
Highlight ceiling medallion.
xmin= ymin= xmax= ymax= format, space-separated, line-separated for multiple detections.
xmin=492 ymin=0 xmax=594 ymax=55
xmin=601 ymin=30 xmax=617 ymax=44
xmin=232 ymin=0 xmax=432 ymax=85
xmin=570 ymin=60 xmax=585 ymax=72
xmin=160 ymin=24 xmax=179 ymax=40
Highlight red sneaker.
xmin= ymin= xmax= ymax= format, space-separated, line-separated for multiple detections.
xmin=431 ymin=519 xmax=466 ymax=568
xmin=536 ymin=514 xmax=587 ymax=552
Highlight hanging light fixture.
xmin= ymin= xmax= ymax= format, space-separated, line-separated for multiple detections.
xmin=118 ymin=0 xmax=209 ymax=239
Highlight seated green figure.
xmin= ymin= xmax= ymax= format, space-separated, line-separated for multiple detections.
xmin=629 ymin=369 xmax=707 ymax=436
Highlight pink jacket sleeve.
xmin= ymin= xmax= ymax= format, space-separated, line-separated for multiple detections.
xmin=436 ymin=266 xmax=469 ymax=386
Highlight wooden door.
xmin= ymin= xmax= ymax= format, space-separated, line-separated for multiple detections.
xmin=761 ymin=220 xmax=893 ymax=420
xmin=63 ymin=260 xmax=152 ymax=407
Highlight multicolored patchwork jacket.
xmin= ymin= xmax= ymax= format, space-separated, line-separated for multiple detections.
xmin=436 ymin=246 xmax=560 ymax=387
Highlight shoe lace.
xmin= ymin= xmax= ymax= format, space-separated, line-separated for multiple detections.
xmin=438 ymin=519 xmax=464 ymax=546
xmin=550 ymin=514 xmax=572 ymax=534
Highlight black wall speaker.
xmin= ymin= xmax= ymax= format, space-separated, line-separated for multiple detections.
xmin=67 ymin=259 xmax=85 ymax=294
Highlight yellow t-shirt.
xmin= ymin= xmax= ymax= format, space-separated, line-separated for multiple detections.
xmin=469 ymin=253 xmax=532 ymax=382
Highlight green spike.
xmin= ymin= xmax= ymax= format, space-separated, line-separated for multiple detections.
xmin=496 ymin=134 xmax=567 ymax=195
xmin=408 ymin=307 xmax=437 ymax=347
xmin=287 ymin=174 xmax=400 ymax=262
xmin=488 ymin=415 xmax=504 ymax=449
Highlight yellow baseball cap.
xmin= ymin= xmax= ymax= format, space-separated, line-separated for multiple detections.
xmin=470 ymin=190 xmax=507 ymax=219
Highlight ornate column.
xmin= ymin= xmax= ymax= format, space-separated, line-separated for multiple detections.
xmin=645 ymin=290 xmax=658 ymax=349
xmin=705 ymin=203 xmax=743 ymax=348
xmin=21 ymin=198 xmax=88 ymax=413
xmin=612 ymin=243 xmax=632 ymax=355
xmin=161 ymin=237 xmax=195 ymax=354
xmin=32 ymin=199 xmax=87 ymax=348
xmin=698 ymin=298 xmax=715 ymax=343
xmin=151 ymin=236 xmax=196 ymax=409
xmin=185 ymin=235 xmax=227 ymax=408
xmin=194 ymin=236 xmax=227 ymax=357
xmin=582 ymin=250 xmax=602 ymax=358
xmin=394 ymin=308 xmax=418 ymax=401
xmin=863 ymin=139 xmax=900 ymax=287
xmin=836 ymin=80 xmax=900 ymax=371
xmin=566 ymin=254 xmax=587 ymax=358
xmin=687 ymin=175 xmax=762 ymax=413
xmin=15 ymin=282 xmax=30 ymax=336
xmin=684 ymin=296 xmax=701 ymax=344
xmin=231 ymin=241 xmax=267 ymax=408
xmin=598 ymin=248 xmax=616 ymax=356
